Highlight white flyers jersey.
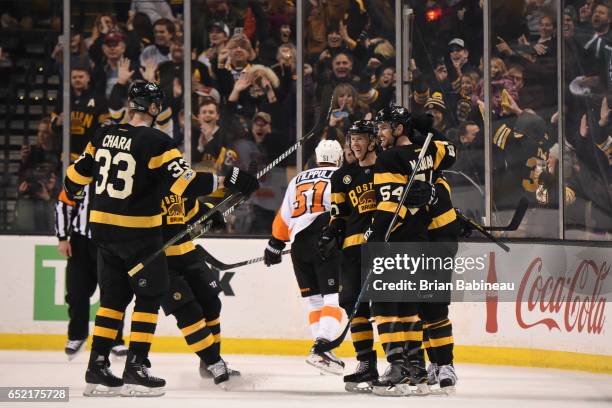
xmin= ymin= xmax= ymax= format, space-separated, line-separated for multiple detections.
xmin=272 ymin=166 xmax=338 ymax=243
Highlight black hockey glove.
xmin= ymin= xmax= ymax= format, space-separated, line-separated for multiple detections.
xmin=223 ymin=166 xmax=260 ymax=197
xmin=409 ymin=113 xmax=434 ymax=145
xmin=203 ymin=202 xmax=226 ymax=231
xmin=405 ymin=180 xmax=437 ymax=207
xmin=264 ymin=237 xmax=286 ymax=266
xmin=318 ymin=219 xmax=346 ymax=260
xmin=455 ymin=209 xmax=474 ymax=238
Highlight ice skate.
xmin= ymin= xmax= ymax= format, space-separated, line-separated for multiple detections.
xmin=83 ymin=352 xmax=123 ymax=397
xmin=199 ymin=358 xmax=241 ymax=379
xmin=65 ymin=338 xmax=86 ymax=361
xmin=371 ymin=360 xmax=411 ymax=397
xmin=206 ymin=358 xmax=232 ymax=388
xmin=121 ymin=352 xmax=165 ymax=397
xmin=343 ymin=351 xmax=378 ymax=393
xmin=437 ymin=364 xmax=457 ymax=395
xmin=427 ymin=362 xmax=439 ymax=385
xmin=406 ymin=359 xmax=430 ymax=395
xmin=306 ymin=338 xmax=345 ymax=375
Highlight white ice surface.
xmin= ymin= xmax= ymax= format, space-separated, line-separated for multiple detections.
xmin=0 ymin=351 xmax=611 ymax=408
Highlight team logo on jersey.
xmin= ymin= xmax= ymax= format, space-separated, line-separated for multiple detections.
xmin=343 ymin=175 xmax=352 ymax=184
xmin=328 ymin=279 xmax=335 ymax=286
xmin=161 ymin=195 xmax=186 ymax=224
xmin=348 ymin=182 xmax=376 ymax=213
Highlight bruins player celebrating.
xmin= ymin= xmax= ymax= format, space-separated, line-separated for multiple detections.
xmin=265 ymin=140 xmax=345 ymax=375
xmin=367 ymin=107 xmax=456 ymax=396
xmin=376 ymin=106 xmax=460 ymax=394
xmin=64 ymin=81 xmax=258 ymax=397
xmin=318 ymin=120 xmax=379 ymax=392
xmin=160 ymin=193 xmax=240 ymax=386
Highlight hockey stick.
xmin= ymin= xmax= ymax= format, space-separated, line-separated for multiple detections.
xmin=315 ymin=133 xmax=435 ymax=353
xmin=128 ymin=96 xmax=334 ymax=277
xmin=200 ymin=246 xmax=291 ymax=271
xmin=455 ymin=211 xmax=510 ymax=252
xmin=482 ymin=197 xmax=528 ymax=231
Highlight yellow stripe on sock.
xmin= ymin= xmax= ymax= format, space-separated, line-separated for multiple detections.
xmin=351 ymin=331 xmax=374 ymax=342
xmin=181 ymin=319 xmax=206 ymax=337
xmin=429 ymin=336 xmax=454 ymax=347
xmin=132 ymin=312 xmax=158 ymax=324
xmin=97 ymin=307 xmax=124 ymax=320
xmin=189 ymin=334 xmax=215 ymax=352
xmin=130 ymin=332 xmax=154 ymax=343
xmin=93 ymin=326 xmax=118 ymax=340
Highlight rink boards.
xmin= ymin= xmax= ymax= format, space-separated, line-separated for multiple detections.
xmin=0 ymin=235 xmax=610 ymax=373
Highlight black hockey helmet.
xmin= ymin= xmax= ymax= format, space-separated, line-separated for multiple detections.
xmin=128 ymin=80 xmax=164 ymax=113
xmin=348 ymin=119 xmax=378 ymax=154
xmin=348 ymin=119 xmax=377 ymax=138
xmin=374 ymin=104 xmax=411 ymax=127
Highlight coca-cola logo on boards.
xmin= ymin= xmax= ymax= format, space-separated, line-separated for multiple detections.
xmin=515 ymin=258 xmax=608 ymax=334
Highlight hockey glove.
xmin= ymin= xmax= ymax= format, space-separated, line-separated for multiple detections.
xmin=203 ymin=202 xmax=226 ymax=231
xmin=318 ymin=219 xmax=346 ymax=260
xmin=223 ymin=166 xmax=260 ymax=197
xmin=404 ymin=180 xmax=437 ymax=208
xmin=455 ymin=209 xmax=474 ymax=238
xmin=264 ymin=237 xmax=286 ymax=266
xmin=408 ymin=113 xmax=434 ymax=145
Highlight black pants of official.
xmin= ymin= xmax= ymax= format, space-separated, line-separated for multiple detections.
xmin=65 ymin=233 xmax=124 ymax=343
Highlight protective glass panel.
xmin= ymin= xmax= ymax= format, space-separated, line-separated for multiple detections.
xmin=489 ymin=0 xmax=559 ymax=238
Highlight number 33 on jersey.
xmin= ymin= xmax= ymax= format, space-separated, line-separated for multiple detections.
xmin=65 ymin=124 xmax=219 ymax=243
xmin=271 ymin=166 xmax=338 ymax=243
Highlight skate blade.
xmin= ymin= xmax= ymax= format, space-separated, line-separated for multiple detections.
xmin=410 ymin=382 xmax=430 ymax=396
xmin=433 ymin=385 xmax=456 ymax=396
xmin=305 ymin=358 xmax=344 ymax=376
xmin=83 ymin=383 xmax=122 ymax=397
xmin=120 ymin=384 xmax=165 ymax=397
xmin=344 ymin=382 xmax=373 ymax=393
xmin=372 ymin=384 xmax=410 ymax=397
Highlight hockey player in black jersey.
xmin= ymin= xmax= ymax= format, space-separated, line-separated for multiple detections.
xmin=319 ymin=120 xmax=379 ymax=393
xmin=159 ymin=194 xmax=240 ymax=386
xmin=64 ymin=81 xmax=259 ymax=397
xmin=55 ymin=186 xmax=127 ymax=360
xmin=367 ymin=106 xmax=456 ymax=396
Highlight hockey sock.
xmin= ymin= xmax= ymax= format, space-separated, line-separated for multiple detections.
xmin=128 ymin=295 xmax=160 ymax=359
xmin=344 ymin=302 xmax=374 ymax=361
xmin=422 ymin=325 xmax=435 ymax=362
xmin=402 ymin=316 xmax=423 ymax=360
xmin=304 ymin=295 xmax=324 ymax=339
xmin=426 ymin=318 xmax=453 ymax=365
xmin=200 ymin=296 xmax=222 ymax=350
xmin=318 ymin=293 xmax=342 ymax=341
xmin=91 ymin=305 xmax=126 ymax=356
xmin=174 ymin=301 xmax=220 ymax=365
xmin=374 ymin=315 xmax=405 ymax=362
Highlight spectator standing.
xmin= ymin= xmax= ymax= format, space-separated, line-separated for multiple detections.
xmin=232 ymin=112 xmax=288 ymax=234
xmin=51 ymin=64 xmax=108 ymax=161
xmin=140 ymin=17 xmax=175 ymax=68
xmin=13 ymin=119 xmax=61 ymax=232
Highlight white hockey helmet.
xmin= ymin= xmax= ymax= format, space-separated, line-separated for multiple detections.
xmin=315 ymin=139 xmax=343 ymax=166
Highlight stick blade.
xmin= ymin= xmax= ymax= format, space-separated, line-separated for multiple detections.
xmin=485 ymin=197 xmax=529 ymax=231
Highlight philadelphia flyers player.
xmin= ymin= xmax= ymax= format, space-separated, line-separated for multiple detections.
xmin=264 ymin=140 xmax=345 ymax=375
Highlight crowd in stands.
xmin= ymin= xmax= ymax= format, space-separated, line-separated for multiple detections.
xmin=1 ymin=0 xmax=611 ymax=238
